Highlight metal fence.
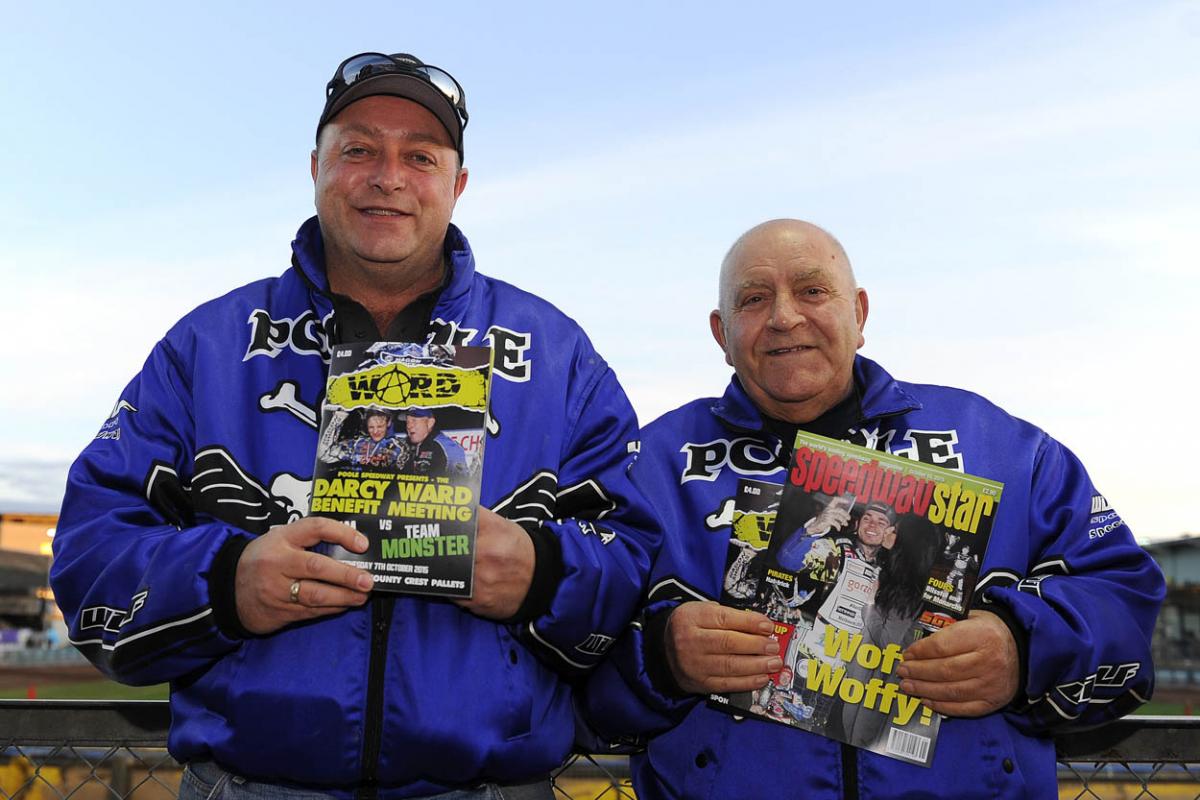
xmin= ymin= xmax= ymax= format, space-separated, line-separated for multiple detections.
xmin=3 ymin=701 xmax=1199 ymax=800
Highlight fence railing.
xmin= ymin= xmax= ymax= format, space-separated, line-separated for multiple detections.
xmin=3 ymin=701 xmax=1199 ymax=800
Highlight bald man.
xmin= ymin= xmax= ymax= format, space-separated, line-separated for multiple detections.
xmin=582 ymin=220 xmax=1164 ymax=799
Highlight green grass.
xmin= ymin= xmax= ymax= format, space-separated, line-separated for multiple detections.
xmin=0 ymin=679 xmax=168 ymax=700
xmin=1134 ymin=699 xmax=1191 ymax=716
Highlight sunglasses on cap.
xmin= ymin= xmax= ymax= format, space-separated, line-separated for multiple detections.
xmin=325 ymin=52 xmax=469 ymax=130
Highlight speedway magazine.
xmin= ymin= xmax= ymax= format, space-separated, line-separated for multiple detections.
xmin=312 ymin=342 xmax=492 ymax=599
xmin=711 ymin=432 xmax=1003 ymax=766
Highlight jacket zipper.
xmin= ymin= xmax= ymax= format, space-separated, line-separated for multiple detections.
xmin=357 ymin=595 xmax=395 ymax=800
xmin=842 ymin=743 xmax=858 ymax=800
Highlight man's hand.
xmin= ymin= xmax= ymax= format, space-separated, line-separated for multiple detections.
xmin=896 ymin=609 xmax=1019 ymax=717
xmin=235 ymin=517 xmax=374 ymax=635
xmin=664 ymin=601 xmax=782 ymax=694
xmin=805 ymin=496 xmax=852 ymax=537
xmin=455 ymin=508 xmax=534 ymax=620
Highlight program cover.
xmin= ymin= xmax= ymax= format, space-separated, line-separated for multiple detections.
xmin=710 ymin=431 xmax=1003 ymax=767
xmin=311 ymin=342 xmax=491 ymax=598
xmin=714 ymin=479 xmax=797 ymax=689
xmin=719 ymin=479 xmax=781 ymax=609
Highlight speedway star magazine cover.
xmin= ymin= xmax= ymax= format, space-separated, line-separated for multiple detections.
xmin=311 ymin=342 xmax=492 ymax=599
xmin=710 ymin=432 xmax=1004 ymax=766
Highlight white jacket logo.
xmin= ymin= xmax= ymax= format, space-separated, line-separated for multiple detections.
xmin=681 ymin=428 xmax=964 ymax=484
xmin=80 ymin=591 xmax=148 ymax=633
xmin=1056 ymin=663 xmax=1140 ymax=704
xmin=680 ymin=438 xmax=782 ymax=483
xmin=575 ymin=633 xmax=615 ymax=656
xmin=244 ymin=309 xmax=331 ymax=361
xmin=430 ymin=319 xmax=532 ymax=383
xmin=883 ymin=429 xmax=964 ymax=472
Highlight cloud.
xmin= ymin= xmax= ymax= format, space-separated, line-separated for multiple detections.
xmin=2 ymin=2 xmax=1194 ymax=541
xmin=0 ymin=459 xmax=70 ymax=514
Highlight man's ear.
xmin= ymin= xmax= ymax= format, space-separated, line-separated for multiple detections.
xmin=311 ymin=149 xmax=319 ymax=183
xmin=446 ymin=166 xmax=469 ymax=217
xmin=855 ymin=287 xmax=869 ymax=349
xmin=710 ymin=310 xmax=733 ymax=367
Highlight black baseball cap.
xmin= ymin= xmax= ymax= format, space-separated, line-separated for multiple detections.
xmin=863 ymin=501 xmax=897 ymax=523
xmin=317 ymin=52 xmax=469 ymax=161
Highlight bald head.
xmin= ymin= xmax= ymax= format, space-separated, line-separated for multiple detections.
xmin=719 ymin=219 xmax=856 ymax=316
xmin=710 ymin=218 xmax=868 ymax=423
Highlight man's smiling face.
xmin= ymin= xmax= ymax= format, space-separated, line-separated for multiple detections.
xmin=855 ymin=509 xmax=892 ymax=548
xmin=711 ymin=220 xmax=867 ymax=423
xmin=311 ymin=95 xmax=466 ymax=278
xmin=366 ymin=413 xmax=390 ymax=442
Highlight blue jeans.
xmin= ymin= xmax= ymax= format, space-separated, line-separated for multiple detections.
xmin=180 ymin=761 xmax=550 ymax=800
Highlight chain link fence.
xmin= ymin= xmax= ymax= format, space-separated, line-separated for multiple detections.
xmin=3 ymin=701 xmax=1198 ymax=799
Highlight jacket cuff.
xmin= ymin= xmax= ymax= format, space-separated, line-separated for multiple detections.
xmin=208 ymin=534 xmax=254 ymax=639
xmin=980 ymin=601 xmax=1030 ymax=706
xmin=502 ymin=521 xmax=564 ymax=624
xmin=643 ymin=604 xmax=691 ymax=699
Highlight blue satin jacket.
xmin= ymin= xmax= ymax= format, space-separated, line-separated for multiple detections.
xmin=51 ymin=218 xmax=659 ymax=798
xmin=582 ymin=357 xmax=1164 ymax=800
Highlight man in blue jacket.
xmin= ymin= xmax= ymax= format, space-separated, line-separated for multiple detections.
xmin=331 ymin=410 xmax=407 ymax=468
xmin=403 ymin=408 xmax=469 ymax=477
xmin=582 ymin=219 xmax=1164 ymax=799
xmin=50 ymin=52 xmax=658 ymax=800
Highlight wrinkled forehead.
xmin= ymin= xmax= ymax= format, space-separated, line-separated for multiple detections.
xmin=719 ymin=225 xmax=855 ymax=306
xmin=729 ymin=264 xmax=827 ymax=294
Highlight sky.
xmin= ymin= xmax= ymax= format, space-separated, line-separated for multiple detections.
xmin=0 ymin=1 xmax=1197 ymax=541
